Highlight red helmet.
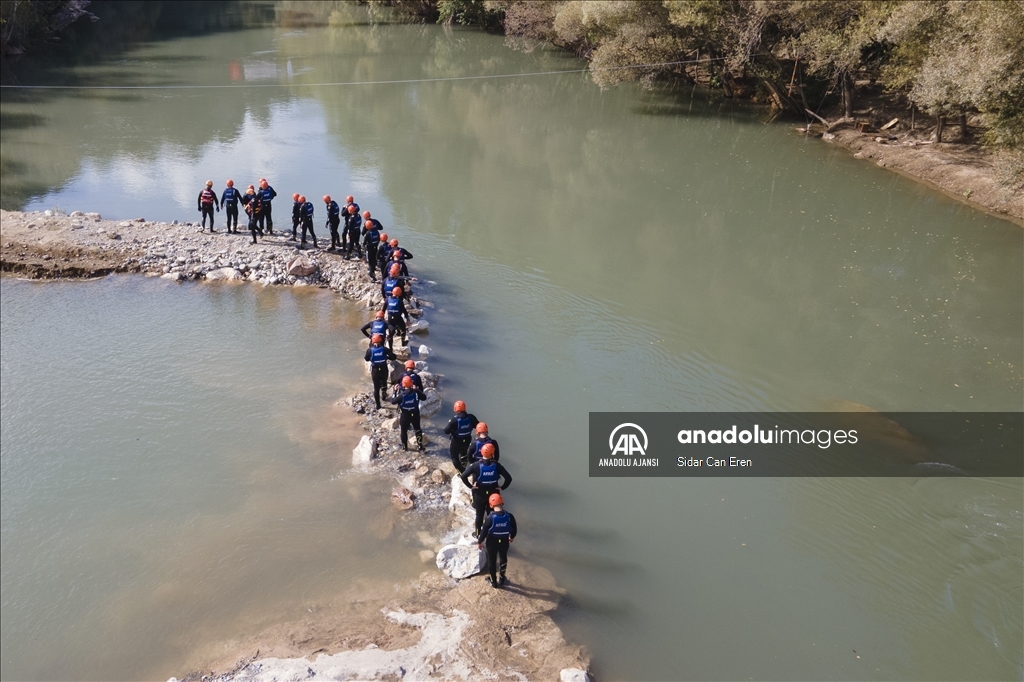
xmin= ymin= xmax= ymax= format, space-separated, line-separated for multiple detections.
xmin=391 ymin=250 xmax=402 ymax=259
xmin=487 ymin=492 xmax=503 ymax=507
xmin=323 ymin=195 xmax=331 ymax=203
xmin=391 ymin=286 xmax=402 ymax=297
xmin=379 ymin=233 xmax=388 ymax=242
xmin=371 ymin=333 xmax=383 ymax=344
xmin=389 ymin=264 xmax=400 ymax=276
xmin=401 ymin=376 xmax=413 ymax=388
xmin=375 ymin=310 xmax=385 ymax=319
xmin=476 ymin=422 xmax=488 ymax=434
xmin=453 ymin=400 xmax=466 ymax=413
xmin=404 ymin=360 xmax=416 ymax=370
xmin=389 ymin=238 xmax=399 ymax=247
xmin=259 ymin=178 xmax=268 ymax=188
xmin=345 ymin=195 xmax=354 ymax=203
xmin=347 ymin=204 xmax=357 ymax=214
xmin=292 ymin=192 xmax=300 ymax=201
xmin=362 ymin=210 xmax=371 ymax=219
xmin=298 ymin=195 xmax=306 ymax=203
xmin=226 ymin=179 xmax=234 ymax=187
xmin=365 ymin=219 xmax=374 ymax=229
xmin=480 ymin=443 xmax=495 ymax=458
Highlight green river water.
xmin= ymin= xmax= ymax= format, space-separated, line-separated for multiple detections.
xmin=1 ymin=10 xmax=1022 ymax=681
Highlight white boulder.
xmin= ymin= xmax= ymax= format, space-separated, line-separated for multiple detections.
xmin=205 ymin=267 xmax=242 ymax=281
xmin=419 ymin=388 xmax=442 ymax=417
xmin=417 ymin=344 xmax=432 ymax=358
xmin=560 ymin=669 xmax=591 ymax=682
xmin=408 ymin=319 xmax=429 ymax=334
xmin=352 ymin=435 xmax=377 ymax=465
xmin=436 ymin=543 xmax=486 ymax=580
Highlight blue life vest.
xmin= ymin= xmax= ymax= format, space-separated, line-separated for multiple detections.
xmin=348 ymin=213 xmax=362 ymax=231
xmin=476 ymin=461 xmax=499 ymax=487
xmin=260 ymin=186 xmax=275 ymax=202
xmin=369 ymin=345 xmax=388 ymax=365
xmin=399 ymin=389 xmax=419 ymax=411
xmin=223 ymin=188 xmax=240 ymax=206
xmin=326 ymin=201 xmax=340 ymax=217
xmin=402 ymin=372 xmax=420 ymax=389
xmin=386 ymin=296 xmax=401 ymax=315
xmin=302 ymin=202 xmax=314 ymax=218
xmin=488 ymin=511 xmax=511 ymax=537
xmin=455 ymin=414 xmax=474 ymax=439
xmin=383 ymin=276 xmax=400 ymax=293
xmin=370 ymin=319 xmax=387 ymax=336
xmin=472 ymin=437 xmax=496 ymax=461
xmin=347 ymin=202 xmax=360 ymax=214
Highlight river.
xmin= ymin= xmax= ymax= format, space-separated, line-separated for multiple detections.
xmin=1 ymin=10 xmax=1022 ymax=681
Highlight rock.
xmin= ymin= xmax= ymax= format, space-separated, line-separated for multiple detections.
xmin=435 ymin=543 xmax=486 ymax=580
xmin=391 ymin=487 xmax=416 ymax=510
xmin=415 ymin=464 xmax=431 ymax=477
xmin=419 ymin=371 xmax=439 ymax=389
xmin=393 ymin=346 xmax=410 ymax=361
xmin=408 ymin=319 xmax=429 ymax=334
xmin=70 ymin=211 xmax=84 ymax=217
xmin=287 ymin=257 xmax=317 ymax=277
xmin=419 ymin=388 xmax=442 ymax=417
xmin=382 ymin=417 xmax=399 ymax=431
xmin=161 ymin=272 xmax=183 ymax=282
xmin=414 ymin=361 xmax=428 ymax=372
xmin=419 ymin=549 xmax=435 ymax=563
xmin=560 ymin=669 xmax=591 ymax=682
xmin=205 ymin=267 xmax=242 ymax=281
xmin=449 ymin=476 xmax=475 ymax=524
xmin=43 ymin=209 xmax=53 ymax=217
xmin=352 ymin=435 xmax=377 ymax=465
xmin=418 ymin=344 xmax=432 ymax=358
xmin=431 ymin=469 xmax=447 ymax=485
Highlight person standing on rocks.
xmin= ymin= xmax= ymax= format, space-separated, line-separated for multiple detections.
xmin=381 ymin=264 xmax=412 ymax=304
xmin=376 ymin=232 xmax=392 ymax=275
xmin=346 ymin=208 xmax=365 ymax=259
xmin=390 ymin=375 xmax=427 ymax=451
xmin=220 ymin=180 xmax=242 ymax=233
xmin=394 ymin=359 xmax=423 ymax=395
xmin=364 ymin=333 xmax=396 ymax=409
xmin=444 ymin=400 xmax=480 ymax=473
xmin=257 ymin=178 xmax=277 ymax=234
xmin=341 ymin=205 xmax=360 ymax=256
xmin=386 ymin=239 xmax=413 ymax=276
xmin=324 ymin=195 xmax=342 ymax=250
xmin=478 ymin=492 xmax=517 ymax=588
xmin=360 ymin=310 xmax=389 ymax=341
xmin=243 ymin=186 xmax=263 ymax=244
xmin=290 ymin=193 xmax=302 ymax=239
xmin=344 ymin=194 xmax=359 ymax=216
xmin=363 ymin=218 xmax=381 ymax=281
xmin=197 ymin=180 xmax=220 ymax=232
xmin=299 ymin=195 xmax=318 ymax=248
xmin=460 ymin=444 xmax=511 ymax=537
xmin=384 ymin=286 xmax=410 ymax=350
xmin=466 ymin=422 xmax=500 ymax=463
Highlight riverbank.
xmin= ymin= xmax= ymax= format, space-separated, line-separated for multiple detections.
xmin=0 ymin=208 xmax=591 ymax=681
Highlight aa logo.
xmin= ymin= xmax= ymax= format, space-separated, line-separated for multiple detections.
xmin=609 ymin=423 xmax=648 ymax=456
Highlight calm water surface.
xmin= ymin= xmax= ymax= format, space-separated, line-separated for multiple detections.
xmin=1 ymin=16 xmax=1022 ymax=681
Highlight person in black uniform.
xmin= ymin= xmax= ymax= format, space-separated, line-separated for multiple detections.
xmin=444 ymin=400 xmax=480 ymax=472
xmin=257 ymin=179 xmax=277 ymax=234
xmin=299 ymin=195 xmax=317 ymax=248
xmin=197 ymin=180 xmax=220 ymax=231
xmin=242 ymin=187 xmax=263 ymax=243
xmin=290 ymin=193 xmax=302 ymax=239
xmin=221 ymin=180 xmax=242 ymax=233
xmin=363 ymin=333 xmax=396 ymax=409
xmin=363 ymin=219 xmax=381 ymax=281
xmin=466 ymin=422 xmax=500 ymax=463
xmin=344 ymin=206 xmax=363 ymax=259
xmin=324 ymin=195 xmax=341 ymax=250
xmin=381 ymin=264 xmax=412 ymax=304
xmin=478 ymin=492 xmax=517 ymax=587
xmin=384 ymin=286 xmax=410 ymax=350
xmin=460 ymin=443 xmax=511 ymax=537
xmin=376 ymin=232 xmax=392 ymax=275
xmin=389 ymin=375 xmax=426 ymax=451
xmin=360 ymin=310 xmax=389 ymax=340
xmin=393 ymin=359 xmax=423 ymax=398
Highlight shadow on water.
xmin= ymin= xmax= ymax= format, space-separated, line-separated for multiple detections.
xmin=0 ymin=112 xmax=46 ymax=130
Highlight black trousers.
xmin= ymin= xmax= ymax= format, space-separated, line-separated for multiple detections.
xmin=371 ymin=364 xmax=389 ymax=407
xmin=249 ymin=215 xmax=261 ymax=243
xmin=201 ymin=205 xmax=215 ymax=228
xmin=292 ymin=215 xmax=300 ymax=238
xmin=449 ymin=437 xmax=471 ymax=472
xmin=366 ymin=244 xmax=379 ymax=279
xmin=329 ymin=216 xmax=341 ymax=248
xmin=259 ymin=202 xmax=273 ymax=232
xmin=387 ymin=315 xmax=406 ymax=349
xmin=399 ymin=407 xmax=422 ymax=449
xmin=485 ymin=537 xmax=509 ymax=581
xmin=345 ymin=227 xmax=362 ymax=255
xmin=225 ymin=205 xmax=238 ymax=231
xmin=300 ymin=218 xmax=317 ymax=246
xmin=472 ymin=487 xmax=499 ymax=533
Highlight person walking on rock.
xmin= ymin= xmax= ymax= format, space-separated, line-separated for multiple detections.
xmin=390 ymin=375 xmax=426 ymax=451
xmin=376 ymin=232 xmax=392 ymax=275
xmin=360 ymin=310 xmax=389 ymax=341
xmin=444 ymin=400 xmax=479 ymax=472
xmin=197 ymin=180 xmax=220 ymax=231
xmin=257 ymin=178 xmax=277 ymax=234
xmin=364 ymin=333 xmax=396 ymax=409
xmin=344 ymin=207 xmax=363 ymax=259
xmin=363 ymin=218 xmax=381 ymax=281
xmin=290 ymin=193 xmax=302 ymax=239
xmin=478 ymin=492 xmax=517 ymax=588
xmin=243 ymin=186 xmax=263 ymax=244
xmin=460 ymin=444 xmax=511 ymax=537
xmin=395 ymin=359 xmax=423 ymax=395
xmin=221 ymin=180 xmax=242 ymax=233
xmin=381 ymin=264 xmax=412 ymax=304
xmin=384 ymin=286 xmax=410 ymax=350
xmin=466 ymin=422 xmax=500 ymax=463
xmin=324 ymin=195 xmax=342 ymax=250
xmin=299 ymin=195 xmax=318 ymax=248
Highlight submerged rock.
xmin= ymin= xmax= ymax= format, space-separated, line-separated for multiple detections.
xmin=408 ymin=319 xmax=429 ymax=334
xmin=391 ymin=487 xmax=416 ymax=510
xmin=419 ymin=388 xmax=442 ymax=417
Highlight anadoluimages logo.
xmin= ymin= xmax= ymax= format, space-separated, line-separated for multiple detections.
xmin=609 ymin=423 xmax=648 ymax=456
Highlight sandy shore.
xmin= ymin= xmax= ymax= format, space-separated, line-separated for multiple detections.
xmin=1 ymin=209 xmax=591 ymax=681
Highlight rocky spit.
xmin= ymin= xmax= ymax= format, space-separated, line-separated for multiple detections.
xmin=1 ymin=209 xmax=591 ymax=681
